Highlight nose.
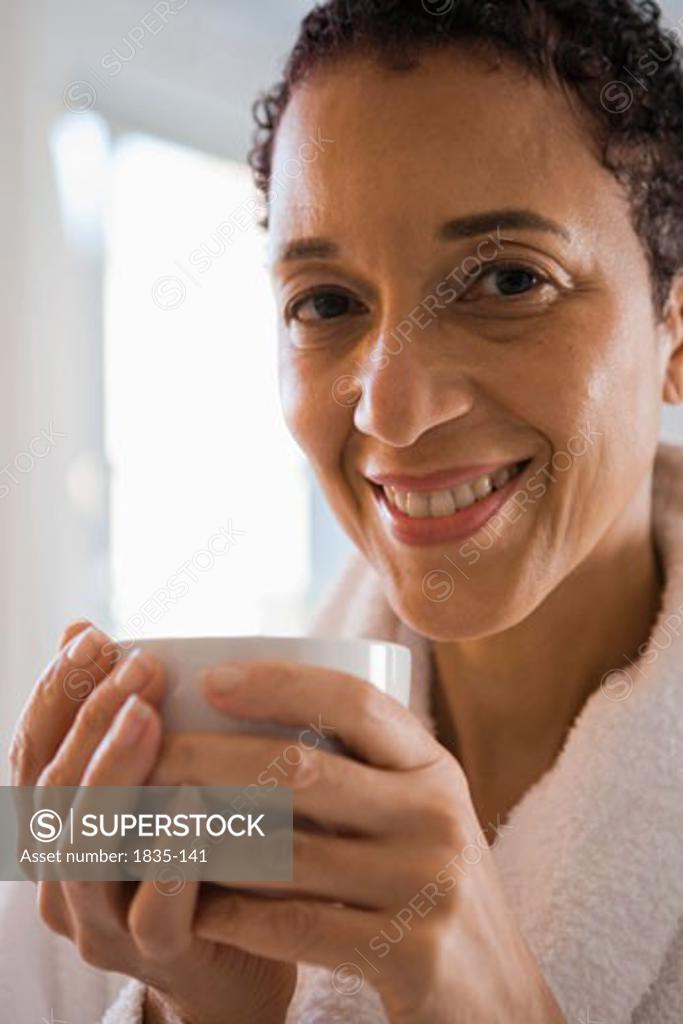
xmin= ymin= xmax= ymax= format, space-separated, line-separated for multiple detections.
xmin=352 ymin=325 xmax=476 ymax=447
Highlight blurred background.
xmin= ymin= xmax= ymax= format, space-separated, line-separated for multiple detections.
xmin=2 ymin=0 xmax=683 ymax=777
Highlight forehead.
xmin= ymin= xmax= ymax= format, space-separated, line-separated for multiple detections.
xmin=268 ymin=49 xmax=629 ymax=256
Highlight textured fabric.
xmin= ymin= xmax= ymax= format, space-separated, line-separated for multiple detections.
xmin=102 ymin=980 xmax=146 ymax=1023
xmin=1 ymin=444 xmax=682 ymax=1022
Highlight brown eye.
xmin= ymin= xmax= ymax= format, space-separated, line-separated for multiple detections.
xmin=462 ymin=263 xmax=552 ymax=301
xmin=490 ymin=268 xmax=540 ymax=296
xmin=290 ymin=289 xmax=365 ymax=323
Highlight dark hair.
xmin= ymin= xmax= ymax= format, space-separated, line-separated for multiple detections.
xmin=249 ymin=0 xmax=683 ymax=313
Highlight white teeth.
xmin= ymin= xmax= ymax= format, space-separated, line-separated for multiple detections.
xmin=453 ymin=483 xmax=476 ymax=510
xmin=472 ymin=474 xmax=493 ymax=499
xmin=382 ymin=462 xmax=524 ymax=520
xmin=406 ymin=492 xmax=431 ymax=518
xmin=393 ymin=489 xmax=409 ymax=514
xmin=430 ymin=489 xmax=456 ymax=516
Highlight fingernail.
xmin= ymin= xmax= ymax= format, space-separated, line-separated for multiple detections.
xmin=204 ymin=664 xmax=247 ymax=695
xmin=111 ymin=695 xmax=153 ymax=747
xmin=67 ymin=627 xmax=105 ymax=666
xmin=114 ymin=650 xmax=154 ymax=694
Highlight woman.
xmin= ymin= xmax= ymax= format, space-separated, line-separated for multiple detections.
xmin=4 ymin=0 xmax=683 ymax=1020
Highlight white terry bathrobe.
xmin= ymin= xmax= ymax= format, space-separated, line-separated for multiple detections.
xmin=1 ymin=444 xmax=683 ymax=1023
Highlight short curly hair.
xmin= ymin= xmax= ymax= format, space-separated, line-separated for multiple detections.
xmin=249 ymin=0 xmax=683 ymax=313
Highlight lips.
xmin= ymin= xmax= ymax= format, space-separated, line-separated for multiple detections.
xmin=368 ymin=458 xmax=533 ymax=546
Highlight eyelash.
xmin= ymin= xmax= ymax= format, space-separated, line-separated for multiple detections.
xmin=285 ymin=261 xmax=555 ymax=324
xmin=461 ymin=261 xmax=553 ymax=300
xmin=286 ymin=287 xmax=363 ymax=324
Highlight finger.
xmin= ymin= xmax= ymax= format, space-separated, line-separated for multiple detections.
xmin=58 ymin=618 xmax=92 ymax=650
xmin=147 ymin=732 xmax=416 ymax=835
xmin=18 ymin=616 xmax=93 ymax=943
xmin=195 ymin=889 xmax=382 ymax=975
xmin=33 ymin=650 xmax=163 ymax=947
xmin=76 ymin=693 xmax=164 ymax=856
xmin=59 ymin=879 xmax=132 ymax=973
xmin=127 ymin=879 xmax=200 ymax=962
xmin=62 ymin=698 xmax=165 ymax=973
xmin=38 ymin=650 xmax=166 ymax=787
xmin=10 ymin=625 xmax=121 ymax=785
xmin=82 ymin=694 xmax=163 ymax=785
xmin=229 ymin=829 xmax=424 ymax=910
xmin=37 ymin=879 xmax=76 ymax=940
xmin=202 ymin=661 xmax=438 ymax=771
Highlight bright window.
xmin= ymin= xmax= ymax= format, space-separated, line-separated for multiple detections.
xmin=105 ymin=133 xmax=311 ymax=639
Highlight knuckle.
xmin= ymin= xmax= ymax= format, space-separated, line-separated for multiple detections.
xmin=63 ymin=879 xmax=94 ymax=906
xmin=438 ymin=812 xmax=464 ymax=850
xmin=439 ymin=758 xmax=471 ymax=802
xmin=287 ymin=747 xmax=321 ymax=789
xmin=9 ymin=729 xmax=39 ymax=784
xmin=36 ymin=762 xmax=66 ymax=787
xmin=127 ymin=902 xmax=147 ymax=948
xmin=64 ymin=883 xmax=127 ymax=972
xmin=291 ymin=830 xmax=314 ymax=873
xmin=354 ymin=682 xmax=387 ymax=729
xmin=127 ymin=917 xmax=160 ymax=959
xmin=61 ymin=664 xmax=98 ymax=704
xmin=37 ymin=883 xmax=71 ymax=938
xmin=128 ymin=905 xmax=185 ymax=963
xmin=421 ymin=799 xmax=464 ymax=849
xmin=74 ymin=928 xmax=107 ymax=968
xmin=78 ymin=696 xmax=114 ymax=736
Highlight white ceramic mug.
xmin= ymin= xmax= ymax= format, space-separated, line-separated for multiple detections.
xmin=126 ymin=636 xmax=412 ymax=740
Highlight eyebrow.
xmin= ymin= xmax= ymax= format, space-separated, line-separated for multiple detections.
xmin=437 ymin=209 xmax=572 ymax=243
xmin=274 ymin=207 xmax=571 ymax=264
xmin=276 ymin=237 xmax=341 ymax=263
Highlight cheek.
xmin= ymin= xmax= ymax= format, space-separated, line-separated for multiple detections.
xmin=279 ymin=350 xmax=373 ymax=555
xmin=510 ymin=301 xmax=662 ymax=559
xmin=279 ymin=350 xmax=317 ymax=450
xmin=278 ymin=349 xmax=351 ymax=473
xmin=510 ymin=294 xmax=661 ymax=460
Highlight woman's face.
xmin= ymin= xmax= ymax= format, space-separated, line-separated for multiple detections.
xmin=268 ymin=49 xmax=679 ymax=640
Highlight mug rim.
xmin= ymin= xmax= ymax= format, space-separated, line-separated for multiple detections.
xmin=120 ymin=634 xmax=410 ymax=657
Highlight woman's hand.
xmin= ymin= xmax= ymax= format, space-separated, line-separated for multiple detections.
xmin=9 ymin=623 xmax=296 ymax=1024
xmin=150 ymin=659 xmax=565 ymax=1024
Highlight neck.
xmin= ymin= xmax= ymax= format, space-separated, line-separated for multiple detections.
xmin=432 ymin=476 xmax=663 ymax=816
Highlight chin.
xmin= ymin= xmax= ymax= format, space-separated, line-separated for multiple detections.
xmin=379 ymin=564 xmax=542 ymax=642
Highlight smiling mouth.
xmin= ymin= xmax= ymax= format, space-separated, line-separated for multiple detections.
xmin=378 ymin=459 xmax=531 ymax=519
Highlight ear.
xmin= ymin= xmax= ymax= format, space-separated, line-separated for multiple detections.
xmin=661 ymin=272 xmax=683 ymax=404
